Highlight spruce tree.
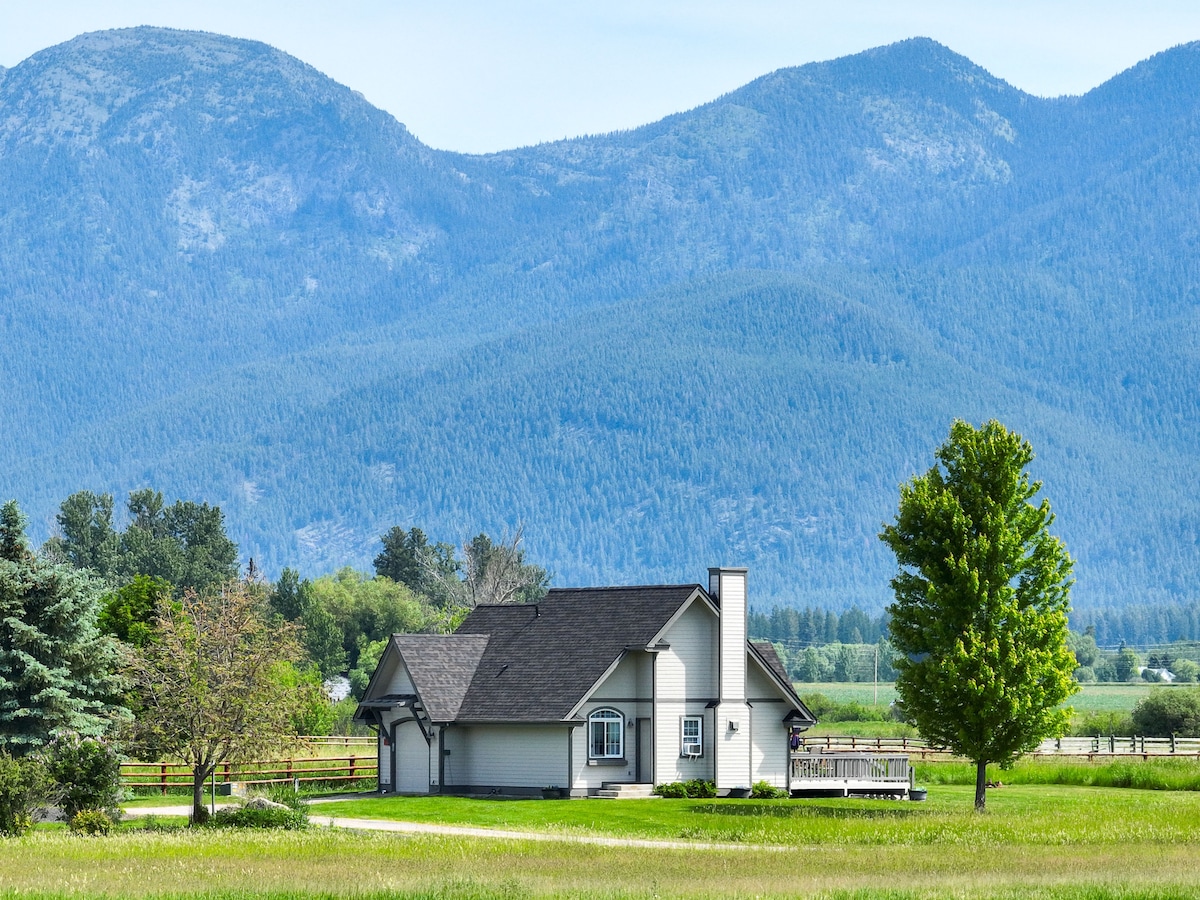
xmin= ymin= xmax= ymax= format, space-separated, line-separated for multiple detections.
xmin=0 ymin=501 xmax=127 ymax=755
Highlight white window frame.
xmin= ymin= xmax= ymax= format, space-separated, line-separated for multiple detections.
xmin=588 ymin=708 xmax=624 ymax=760
xmin=681 ymin=715 xmax=703 ymax=757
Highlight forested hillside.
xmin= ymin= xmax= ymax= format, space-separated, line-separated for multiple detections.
xmin=2 ymin=28 xmax=1198 ymax=612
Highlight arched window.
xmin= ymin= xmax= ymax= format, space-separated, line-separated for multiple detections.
xmin=588 ymin=708 xmax=624 ymax=759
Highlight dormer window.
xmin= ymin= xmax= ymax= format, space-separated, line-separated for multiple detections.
xmin=588 ymin=708 xmax=624 ymax=759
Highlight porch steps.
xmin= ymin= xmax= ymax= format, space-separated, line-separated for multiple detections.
xmin=596 ymin=782 xmax=657 ymax=799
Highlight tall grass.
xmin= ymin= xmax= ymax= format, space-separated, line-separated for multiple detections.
xmin=917 ymin=756 xmax=1200 ymax=791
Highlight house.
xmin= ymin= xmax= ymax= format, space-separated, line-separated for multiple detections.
xmin=354 ymin=567 xmax=816 ymax=797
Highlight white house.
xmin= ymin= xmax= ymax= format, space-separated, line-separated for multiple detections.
xmin=354 ymin=567 xmax=816 ymax=797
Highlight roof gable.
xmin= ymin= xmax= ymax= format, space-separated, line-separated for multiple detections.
xmin=393 ymin=634 xmax=489 ymax=721
xmin=454 ymin=584 xmax=702 ymax=722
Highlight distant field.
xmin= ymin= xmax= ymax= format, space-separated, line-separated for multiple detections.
xmin=794 ymin=681 xmax=1169 ymax=737
xmin=796 ymin=681 xmax=1159 ymax=713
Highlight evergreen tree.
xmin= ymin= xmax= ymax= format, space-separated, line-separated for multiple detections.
xmin=0 ymin=501 xmax=128 ymax=755
xmin=880 ymin=421 xmax=1077 ymax=810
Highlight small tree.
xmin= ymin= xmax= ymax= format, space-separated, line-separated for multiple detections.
xmin=43 ymin=734 xmax=123 ymax=820
xmin=125 ymin=581 xmax=309 ymax=823
xmin=1131 ymin=689 xmax=1200 ymax=737
xmin=880 ymin=420 xmax=1078 ymax=810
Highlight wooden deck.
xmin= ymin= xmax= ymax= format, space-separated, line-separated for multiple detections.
xmin=789 ymin=752 xmax=911 ymax=798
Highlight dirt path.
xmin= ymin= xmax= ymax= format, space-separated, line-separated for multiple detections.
xmin=122 ymin=805 xmax=784 ymax=852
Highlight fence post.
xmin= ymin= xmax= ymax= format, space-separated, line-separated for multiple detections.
xmin=287 ymin=758 xmax=294 ymax=784
xmin=349 ymin=754 xmax=356 ymax=781
xmin=1172 ymin=733 xmax=1177 ymax=753
xmin=161 ymin=762 xmax=168 ymax=796
xmin=1109 ymin=734 xmax=1115 ymax=754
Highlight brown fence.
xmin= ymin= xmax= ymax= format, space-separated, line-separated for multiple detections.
xmin=122 ymin=753 xmax=377 ymax=794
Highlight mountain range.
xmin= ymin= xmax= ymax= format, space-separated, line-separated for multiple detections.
xmin=2 ymin=27 xmax=1198 ymax=613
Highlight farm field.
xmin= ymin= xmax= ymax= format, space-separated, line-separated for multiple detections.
xmin=6 ymin=784 xmax=1197 ymax=898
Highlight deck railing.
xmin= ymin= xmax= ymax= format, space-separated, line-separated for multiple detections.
xmin=790 ymin=752 xmax=911 ymax=786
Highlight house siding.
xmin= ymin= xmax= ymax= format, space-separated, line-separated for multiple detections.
xmin=449 ymin=724 xmax=567 ymax=791
xmin=394 ymin=718 xmax=430 ymax=793
xmin=748 ymin=653 xmax=795 ymax=788
xmin=654 ymin=601 xmax=718 ymax=784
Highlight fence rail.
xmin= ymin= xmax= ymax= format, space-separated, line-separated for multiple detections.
xmin=802 ymin=735 xmax=1200 ymax=758
xmin=121 ymin=754 xmax=377 ymax=793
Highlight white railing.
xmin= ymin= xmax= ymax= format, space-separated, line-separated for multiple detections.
xmin=790 ymin=752 xmax=911 ymax=786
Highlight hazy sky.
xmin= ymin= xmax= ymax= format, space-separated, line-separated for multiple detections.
xmin=2 ymin=1 xmax=1199 ymax=153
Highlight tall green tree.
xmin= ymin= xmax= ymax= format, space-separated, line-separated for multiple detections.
xmin=880 ymin=420 xmax=1077 ymax=810
xmin=0 ymin=501 xmax=128 ymax=755
xmin=48 ymin=491 xmax=119 ymax=579
xmin=373 ymin=526 xmax=459 ymax=599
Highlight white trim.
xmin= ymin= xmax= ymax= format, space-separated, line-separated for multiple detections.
xmin=587 ymin=708 xmax=625 ymax=759
xmin=681 ymin=715 xmax=703 ymax=757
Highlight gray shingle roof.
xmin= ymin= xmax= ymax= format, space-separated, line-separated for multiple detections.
xmin=391 ymin=634 xmax=489 ymax=722
xmin=452 ymin=584 xmax=704 ymax=722
xmin=750 ymin=640 xmax=815 ymax=723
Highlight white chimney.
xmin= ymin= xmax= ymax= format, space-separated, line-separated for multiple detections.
xmin=709 ymin=566 xmax=751 ymax=794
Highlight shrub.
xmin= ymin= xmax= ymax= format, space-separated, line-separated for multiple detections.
xmin=1073 ymin=666 xmax=1097 ymax=683
xmin=68 ymin=809 xmax=113 ymax=836
xmin=43 ymin=735 xmax=123 ymax=820
xmin=750 ymin=780 xmax=788 ymax=799
xmin=653 ymin=782 xmax=688 ymax=798
xmin=1071 ymin=711 xmax=1135 ymax=737
xmin=1131 ymin=688 xmax=1200 ymax=737
xmin=207 ymin=797 xmax=307 ymax=830
xmin=653 ymin=780 xmax=716 ymax=799
xmin=0 ymin=753 xmax=50 ymax=836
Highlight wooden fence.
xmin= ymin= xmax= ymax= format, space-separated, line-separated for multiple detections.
xmin=802 ymin=735 xmax=1200 ymax=759
xmin=122 ymin=752 xmax=377 ymax=794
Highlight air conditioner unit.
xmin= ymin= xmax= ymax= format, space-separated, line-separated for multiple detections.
xmin=682 ymin=742 xmax=702 ymax=758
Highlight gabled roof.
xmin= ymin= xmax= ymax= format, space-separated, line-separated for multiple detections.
xmin=750 ymin=640 xmax=816 ymax=724
xmin=452 ymin=584 xmax=704 ymax=722
xmin=391 ymin=634 xmax=489 ymax=722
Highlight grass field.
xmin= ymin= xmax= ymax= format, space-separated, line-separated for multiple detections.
xmin=6 ymin=785 xmax=1200 ymax=898
xmin=797 ymin=682 xmax=1159 ymax=736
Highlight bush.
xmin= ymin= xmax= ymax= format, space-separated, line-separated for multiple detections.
xmin=800 ymin=693 xmax=889 ymax=723
xmin=0 ymin=753 xmax=50 ymax=836
xmin=68 ymin=809 xmax=113 ymax=836
xmin=1071 ymin=711 xmax=1135 ymax=737
xmin=653 ymin=780 xmax=716 ymax=799
xmin=1131 ymin=688 xmax=1200 ymax=737
xmin=1073 ymin=666 xmax=1097 ymax=683
xmin=750 ymin=780 xmax=788 ymax=799
xmin=207 ymin=796 xmax=308 ymax=830
xmin=43 ymin=735 xmax=123 ymax=820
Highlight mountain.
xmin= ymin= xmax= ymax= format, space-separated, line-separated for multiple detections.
xmin=2 ymin=28 xmax=1198 ymax=613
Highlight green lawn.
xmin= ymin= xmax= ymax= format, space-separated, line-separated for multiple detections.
xmin=2 ymin=784 xmax=1195 ymax=898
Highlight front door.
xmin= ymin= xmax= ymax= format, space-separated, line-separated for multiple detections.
xmin=636 ymin=717 xmax=652 ymax=783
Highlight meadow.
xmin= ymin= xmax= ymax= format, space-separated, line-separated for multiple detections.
xmin=5 ymin=783 xmax=1200 ymax=898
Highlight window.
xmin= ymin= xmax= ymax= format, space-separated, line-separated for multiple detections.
xmin=681 ymin=716 xmax=703 ymax=757
xmin=588 ymin=708 xmax=624 ymax=759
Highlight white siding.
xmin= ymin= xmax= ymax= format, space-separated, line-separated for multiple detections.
xmin=751 ymin=706 xmax=788 ymax=787
xmin=384 ymin=662 xmax=415 ymax=695
xmin=714 ymin=570 xmax=747 ymax=703
xmin=455 ymin=725 xmax=567 ymax=788
xmin=395 ymin=719 xmax=430 ymax=793
xmin=747 ymin=651 xmax=794 ymax=787
xmin=654 ymin=601 xmax=718 ymax=784
xmin=440 ymin=726 xmax=470 ymax=789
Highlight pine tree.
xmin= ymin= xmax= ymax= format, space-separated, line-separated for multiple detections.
xmin=0 ymin=501 xmax=128 ymax=755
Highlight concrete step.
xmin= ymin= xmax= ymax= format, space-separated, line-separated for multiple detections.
xmin=596 ymin=782 xmax=656 ymax=799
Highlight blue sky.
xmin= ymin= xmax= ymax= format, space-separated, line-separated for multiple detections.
xmin=2 ymin=1 xmax=1199 ymax=153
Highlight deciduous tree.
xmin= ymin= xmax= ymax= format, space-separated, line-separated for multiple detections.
xmin=125 ymin=580 xmax=309 ymax=823
xmin=880 ymin=420 xmax=1077 ymax=810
